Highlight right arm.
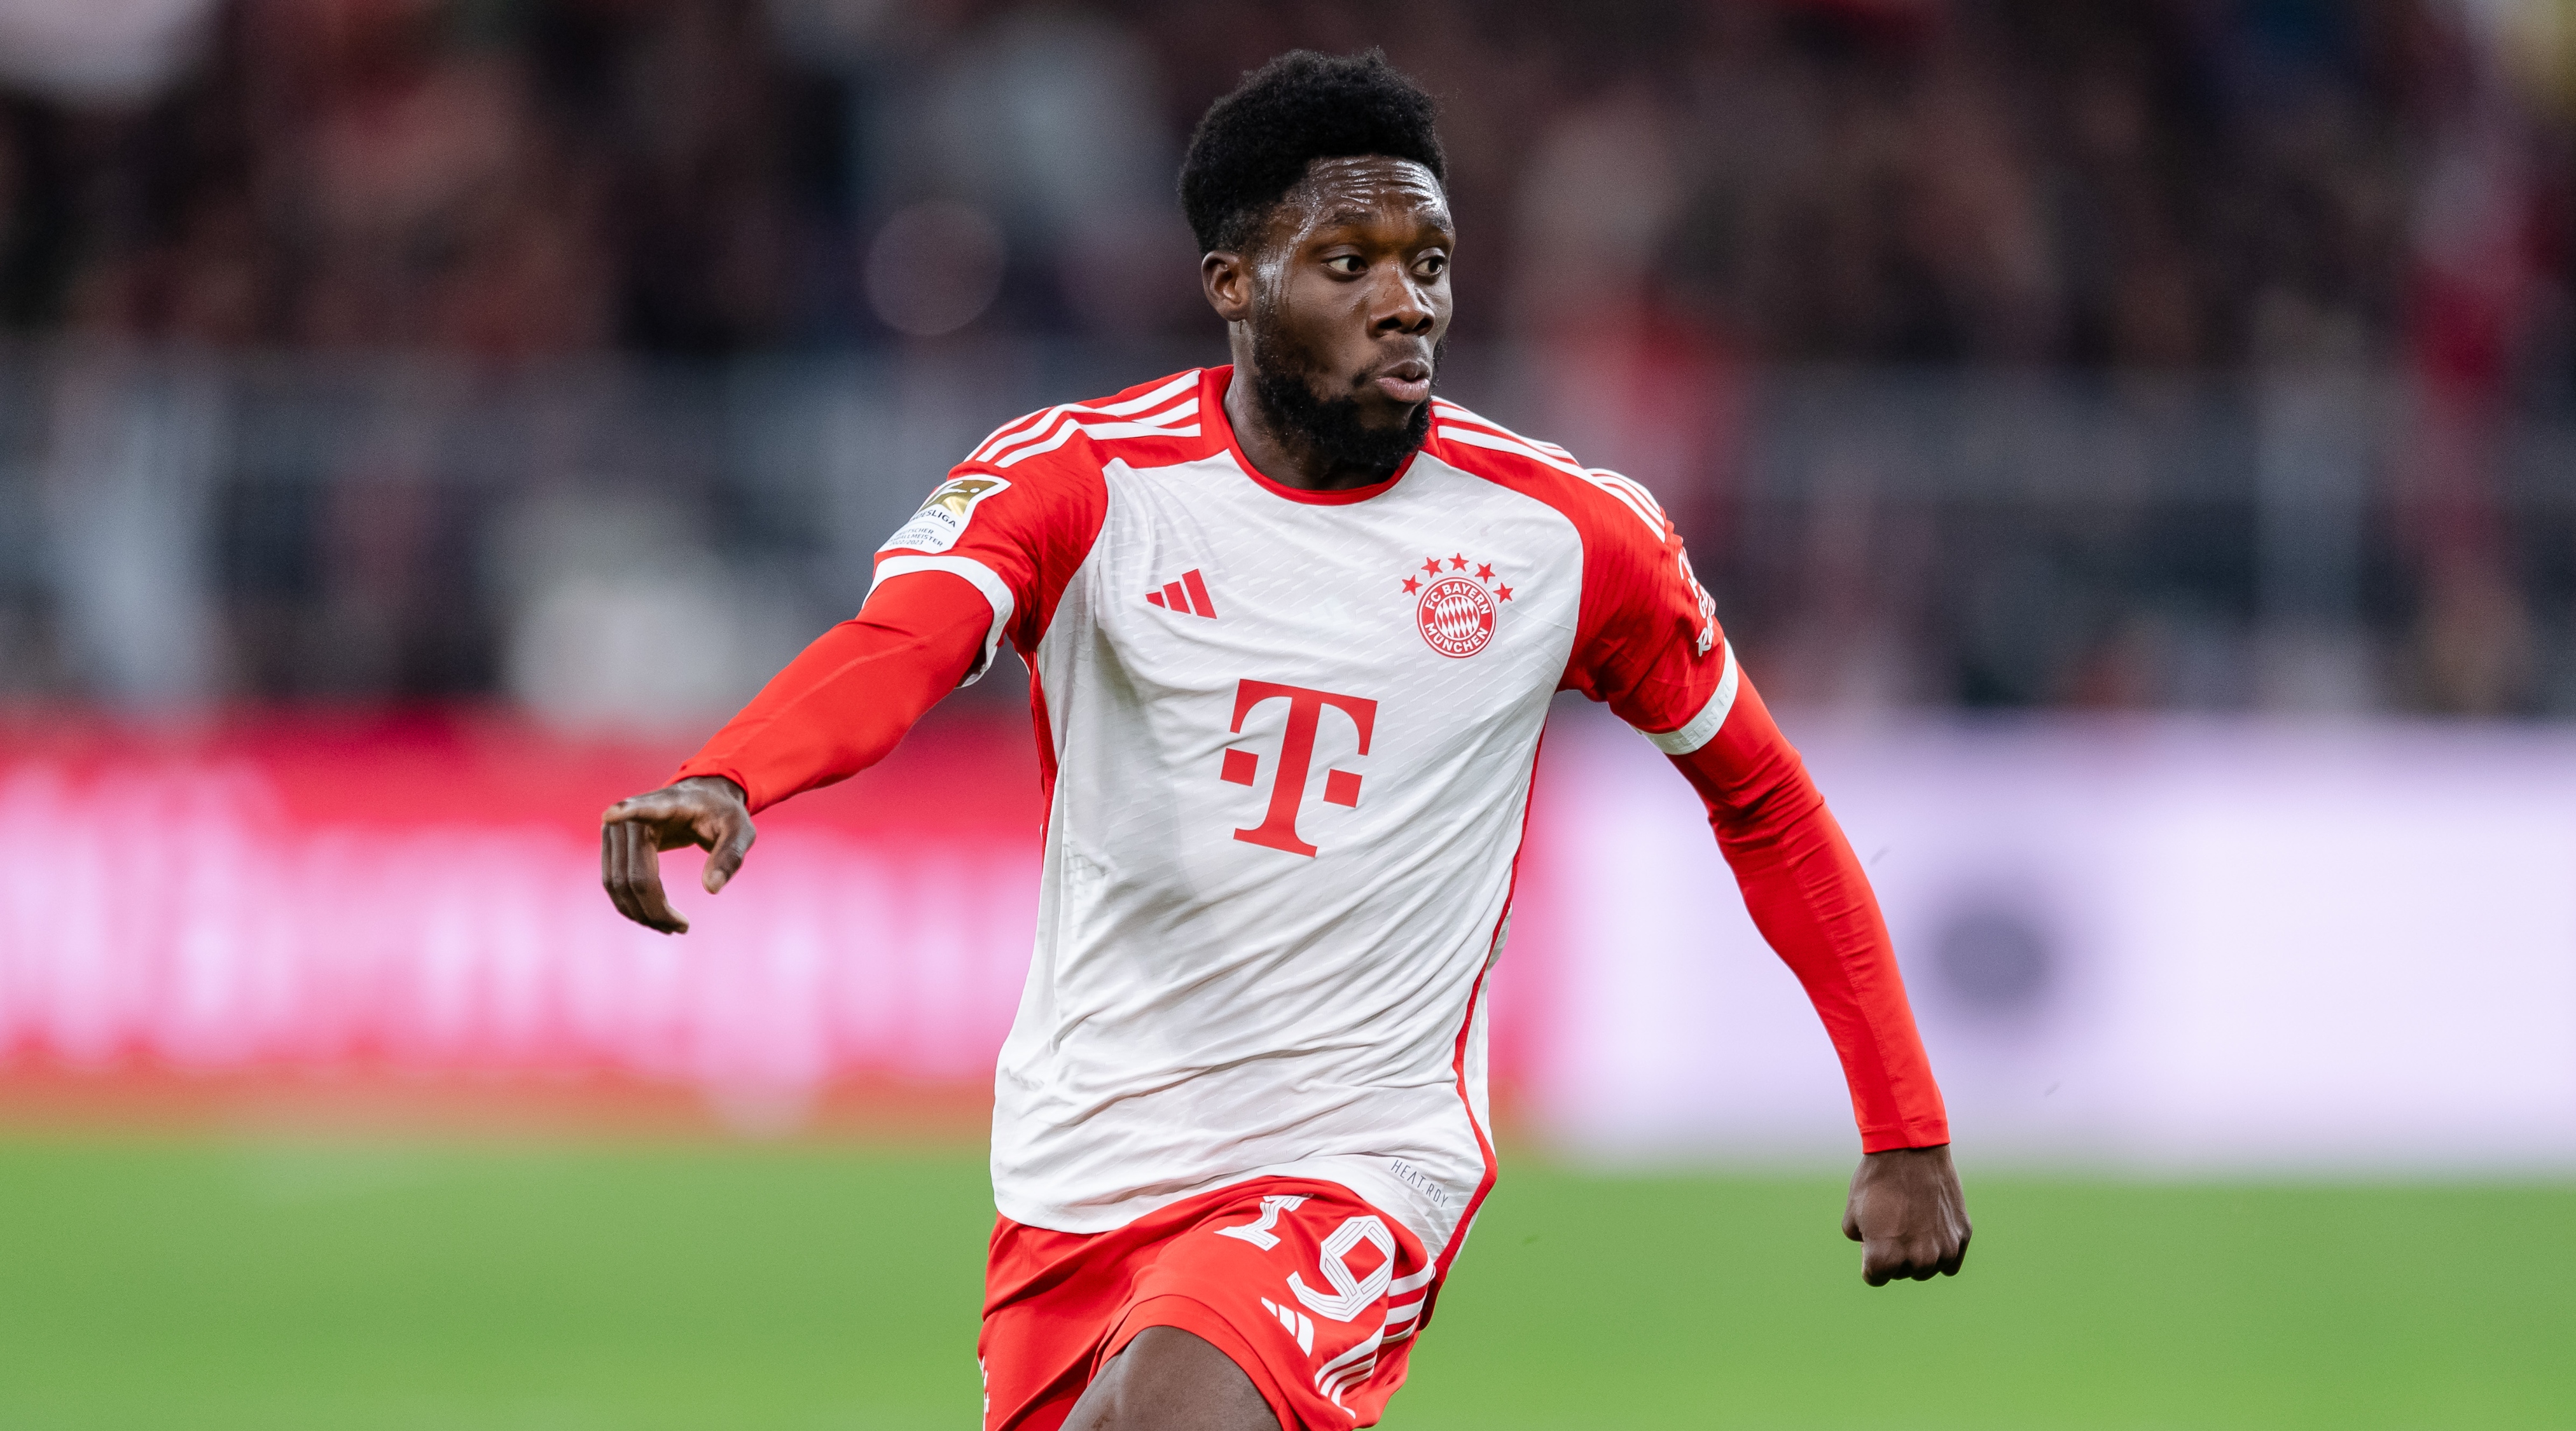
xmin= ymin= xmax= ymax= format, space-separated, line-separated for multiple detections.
xmin=598 ymin=570 xmax=989 ymax=932
xmin=600 ymin=437 xmax=1106 ymax=932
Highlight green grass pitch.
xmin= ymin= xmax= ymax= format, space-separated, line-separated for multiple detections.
xmin=0 ymin=1137 xmax=2565 ymax=1429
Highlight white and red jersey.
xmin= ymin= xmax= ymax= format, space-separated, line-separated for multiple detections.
xmin=677 ymin=364 xmax=1947 ymax=1275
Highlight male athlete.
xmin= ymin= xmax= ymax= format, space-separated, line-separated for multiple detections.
xmin=601 ymin=50 xmax=1967 ymax=1431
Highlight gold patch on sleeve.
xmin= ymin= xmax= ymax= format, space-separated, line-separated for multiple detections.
xmin=880 ymin=476 xmax=1011 ymax=554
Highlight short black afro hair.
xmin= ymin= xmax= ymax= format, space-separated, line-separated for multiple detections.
xmin=1179 ymin=49 xmax=1446 ymax=255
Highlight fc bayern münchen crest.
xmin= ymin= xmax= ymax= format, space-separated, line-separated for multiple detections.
xmin=1402 ymin=554 xmax=1513 ymax=659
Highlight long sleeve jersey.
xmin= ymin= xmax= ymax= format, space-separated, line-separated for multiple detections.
xmin=677 ymin=366 xmax=1948 ymax=1276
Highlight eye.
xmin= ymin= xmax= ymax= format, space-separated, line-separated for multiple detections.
xmin=1414 ymin=252 xmax=1449 ymax=279
xmin=1324 ymin=254 xmax=1366 ymax=276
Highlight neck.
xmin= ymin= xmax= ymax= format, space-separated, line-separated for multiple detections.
xmin=1222 ymin=354 xmax=1411 ymax=494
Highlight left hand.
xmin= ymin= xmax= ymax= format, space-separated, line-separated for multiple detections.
xmin=1842 ymin=1144 xmax=1971 ymax=1285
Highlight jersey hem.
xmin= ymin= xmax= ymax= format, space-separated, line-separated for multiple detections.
xmin=993 ymin=1159 xmax=1460 ymax=1269
xmin=1859 ymin=1121 xmax=1953 ymax=1153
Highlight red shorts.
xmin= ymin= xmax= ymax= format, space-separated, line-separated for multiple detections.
xmin=980 ymin=1179 xmax=1437 ymax=1430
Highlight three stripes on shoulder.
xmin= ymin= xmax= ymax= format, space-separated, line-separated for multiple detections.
xmin=1429 ymin=399 xmax=1669 ymax=537
xmin=969 ymin=373 xmax=1204 ymax=470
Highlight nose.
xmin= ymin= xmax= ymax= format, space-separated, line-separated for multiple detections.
xmin=1369 ymin=265 xmax=1436 ymax=337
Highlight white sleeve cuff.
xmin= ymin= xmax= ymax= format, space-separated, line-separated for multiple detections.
xmin=1637 ymin=640 xmax=1740 ymax=755
xmin=869 ymin=555 xmax=1017 ymax=686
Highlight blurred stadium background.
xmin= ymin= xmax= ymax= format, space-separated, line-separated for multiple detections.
xmin=1 ymin=0 xmax=2573 ymax=1425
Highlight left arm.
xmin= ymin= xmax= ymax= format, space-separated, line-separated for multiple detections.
xmin=1560 ymin=478 xmax=1968 ymax=1284
xmin=1664 ymin=670 xmax=1970 ymax=1284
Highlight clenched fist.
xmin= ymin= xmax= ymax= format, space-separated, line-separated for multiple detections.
xmin=1843 ymin=1144 xmax=1972 ymax=1285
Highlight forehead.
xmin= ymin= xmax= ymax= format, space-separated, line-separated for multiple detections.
xmin=1271 ymin=156 xmax=1451 ymax=240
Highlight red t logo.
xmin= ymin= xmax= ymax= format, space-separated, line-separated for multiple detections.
xmin=1221 ymin=680 xmax=1377 ymax=857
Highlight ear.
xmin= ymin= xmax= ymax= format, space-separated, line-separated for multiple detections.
xmin=1202 ymin=248 xmax=1255 ymax=325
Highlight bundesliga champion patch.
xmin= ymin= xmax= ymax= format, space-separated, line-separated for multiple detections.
xmin=1401 ymin=553 xmax=1512 ymax=658
xmin=881 ymin=476 xmax=1009 ymax=554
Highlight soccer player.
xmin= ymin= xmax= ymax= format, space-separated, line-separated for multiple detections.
xmin=600 ymin=49 xmax=1967 ymax=1431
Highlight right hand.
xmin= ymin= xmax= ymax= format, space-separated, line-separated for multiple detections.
xmin=599 ymin=776 xmax=756 ymax=934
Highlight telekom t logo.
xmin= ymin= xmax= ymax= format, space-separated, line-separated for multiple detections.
xmin=1220 ymin=680 xmax=1377 ymax=858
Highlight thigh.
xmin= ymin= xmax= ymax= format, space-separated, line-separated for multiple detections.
xmin=1062 ymin=1325 xmax=1280 ymax=1431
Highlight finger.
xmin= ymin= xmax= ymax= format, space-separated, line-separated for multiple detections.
xmin=702 ymin=813 xmax=756 ymax=894
xmin=603 ymin=792 xmax=678 ymax=828
xmin=609 ymin=822 xmax=651 ymax=928
xmin=606 ymin=821 xmax=650 ymax=927
xmin=1843 ymin=1204 xmax=1863 ymax=1242
xmin=629 ymin=823 xmax=688 ymax=934
xmin=600 ymin=820 xmax=625 ymax=914
xmin=612 ymin=821 xmax=684 ymax=934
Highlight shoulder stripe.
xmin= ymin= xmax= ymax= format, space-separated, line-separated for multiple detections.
xmin=985 ymin=394 xmax=1197 ymax=467
xmin=972 ymin=373 xmax=1195 ymax=461
xmin=1436 ymin=424 xmax=1587 ymax=477
xmin=1063 ymin=418 xmax=1203 ymax=445
xmin=1581 ymin=469 xmax=1666 ymax=537
xmin=1589 ymin=469 xmax=1666 ymax=523
xmin=971 ymin=371 xmax=1199 ymax=464
xmin=1433 ymin=403 xmax=1672 ymax=538
xmin=990 ymin=398 xmax=1200 ymax=469
xmin=1430 ymin=401 xmax=1578 ymax=462
xmin=1638 ymin=640 xmax=1739 ymax=755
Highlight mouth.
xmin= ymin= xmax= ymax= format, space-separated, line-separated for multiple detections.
xmin=1366 ymin=356 xmax=1434 ymax=405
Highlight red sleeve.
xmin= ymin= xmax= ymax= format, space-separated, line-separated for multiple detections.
xmin=670 ymin=572 xmax=986 ymax=813
xmin=1557 ymin=476 xmax=1724 ymax=728
xmin=672 ymin=446 xmax=1109 ymax=813
xmin=1668 ymin=672 xmax=1950 ymax=1152
xmin=1557 ymin=474 xmax=1945 ymax=1152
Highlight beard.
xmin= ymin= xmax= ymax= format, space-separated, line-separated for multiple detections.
xmin=1249 ymin=325 xmax=1437 ymax=481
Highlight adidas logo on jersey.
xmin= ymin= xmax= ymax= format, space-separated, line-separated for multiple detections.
xmin=1146 ymin=569 xmax=1219 ymax=619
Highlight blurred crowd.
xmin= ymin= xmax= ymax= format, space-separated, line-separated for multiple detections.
xmin=3 ymin=0 xmax=2575 ymax=719
xmin=0 ymin=0 xmax=2566 ymax=385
